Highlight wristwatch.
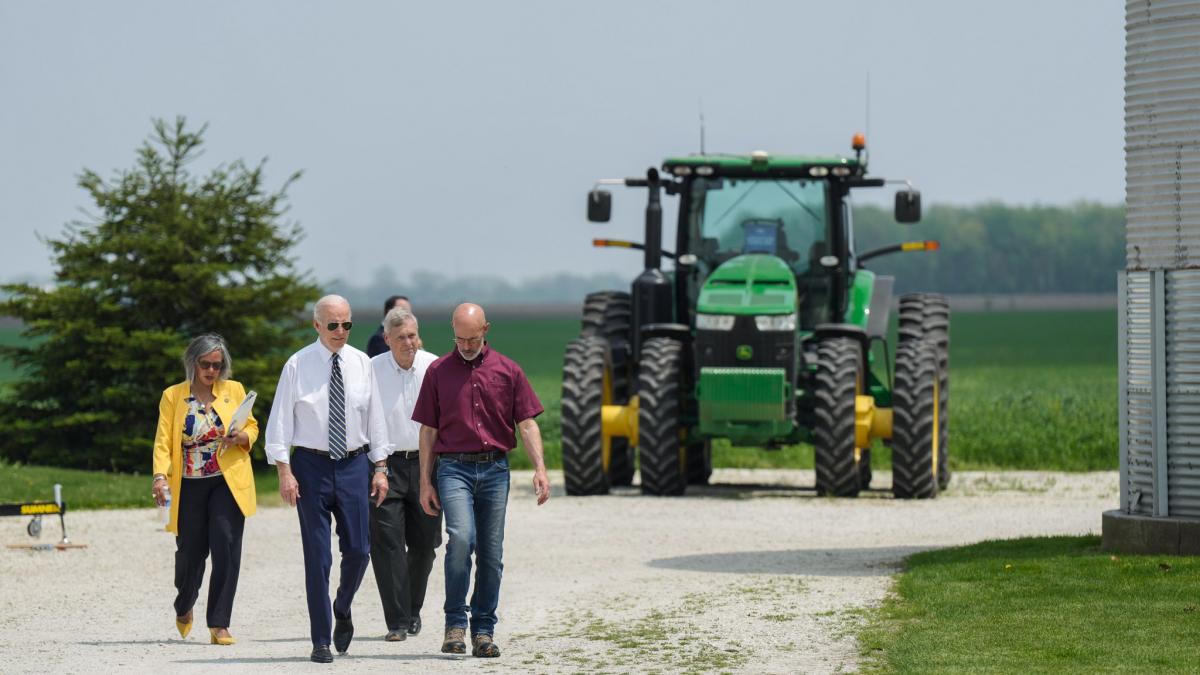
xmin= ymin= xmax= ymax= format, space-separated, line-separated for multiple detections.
xmin=373 ymin=465 xmax=390 ymax=477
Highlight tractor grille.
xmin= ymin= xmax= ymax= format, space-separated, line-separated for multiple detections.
xmin=696 ymin=316 xmax=796 ymax=385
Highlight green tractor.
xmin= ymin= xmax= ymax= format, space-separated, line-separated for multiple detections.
xmin=560 ymin=135 xmax=949 ymax=498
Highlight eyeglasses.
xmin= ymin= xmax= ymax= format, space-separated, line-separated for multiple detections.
xmin=197 ymin=359 xmax=224 ymax=371
xmin=325 ymin=321 xmax=353 ymax=331
xmin=454 ymin=335 xmax=484 ymax=346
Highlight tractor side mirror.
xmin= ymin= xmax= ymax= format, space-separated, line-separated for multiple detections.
xmin=895 ymin=189 xmax=921 ymax=223
xmin=587 ymin=190 xmax=612 ymax=222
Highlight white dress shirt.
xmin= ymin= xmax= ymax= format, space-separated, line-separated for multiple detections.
xmin=265 ymin=340 xmax=392 ymax=464
xmin=371 ymin=349 xmax=437 ymax=452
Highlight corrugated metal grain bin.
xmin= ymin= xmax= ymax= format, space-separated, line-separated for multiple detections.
xmin=1106 ymin=1 xmax=1200 ymax=554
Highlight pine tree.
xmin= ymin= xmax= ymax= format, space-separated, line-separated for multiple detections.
xmin=0 ymin=118 xmax=318 ymax=471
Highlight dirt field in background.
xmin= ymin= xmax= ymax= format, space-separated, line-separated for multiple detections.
xmin=0 ymin=469 xmax=1117 ymax=674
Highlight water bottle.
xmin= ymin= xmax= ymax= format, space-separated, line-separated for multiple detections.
xmin=161 ymin=486 xmax=171 ymax=526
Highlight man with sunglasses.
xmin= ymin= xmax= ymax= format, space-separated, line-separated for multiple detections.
xmin=414 ymin=302 xmax=551 ymax=659
xmin=264 ymin=294 xmax=393 ymax=664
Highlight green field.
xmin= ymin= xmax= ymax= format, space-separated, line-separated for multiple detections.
xmin=0 ymin=308 xmax=1118 ymax=487
xmin=859 ymin=536 xmax=1200 ymax=673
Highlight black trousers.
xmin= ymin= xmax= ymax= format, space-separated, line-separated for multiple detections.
xmin=174 ymin=475 xmax=244 ymax=628
xmin=369 ymin=453 xmax=443 ymax=631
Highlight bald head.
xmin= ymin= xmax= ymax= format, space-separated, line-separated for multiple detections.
xmin=452 ymin=303 xmax=490 ymax=361
xmin=452 ymin=303 xmax=487 ymax=330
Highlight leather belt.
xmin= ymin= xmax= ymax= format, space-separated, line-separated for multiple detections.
xmin=392 ymin=450 xmax=420 ymax=460
xmin=295 ymin=445 xmax=367 ymax=459
xmin=439 ymin=450 xmax=504 ymax=462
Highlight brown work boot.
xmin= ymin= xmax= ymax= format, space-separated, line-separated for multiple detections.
xmin=472 ymin=633 xmax=501 ymax=658
xmin=441 ymin=627 xmax=467 ymax=654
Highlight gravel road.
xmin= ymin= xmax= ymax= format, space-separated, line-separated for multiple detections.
xmin=0 ymin=469 xmax=1117 ymax=674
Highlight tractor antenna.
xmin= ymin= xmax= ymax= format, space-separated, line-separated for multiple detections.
xmin=864 ymin=72 xmax=871 ymax=165
xmin=699 ymin=98 xmax=706 ymax=155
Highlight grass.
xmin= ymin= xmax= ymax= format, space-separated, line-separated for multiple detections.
xmin=858 ymin=536 xmax=1200 ymax=674
xmin=0 ymin=459 xmax=283 ymax=509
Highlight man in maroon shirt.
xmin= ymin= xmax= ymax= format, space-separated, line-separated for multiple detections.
xmin=414 ymin=303 xmax=550 ymax=659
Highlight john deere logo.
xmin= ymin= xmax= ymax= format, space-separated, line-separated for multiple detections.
xmin=736 ymin=345 xmax=753 ymax=360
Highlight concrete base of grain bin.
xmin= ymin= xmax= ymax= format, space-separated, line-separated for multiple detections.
xmin=1102 ymin=510 xmax=1200 ymax=555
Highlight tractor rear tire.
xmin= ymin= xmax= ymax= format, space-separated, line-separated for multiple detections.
xmin=560 ymin=337 xmax=611 ymax=496
xmin=580 ymin=291 xmax=632 ymax=343
xmin=686 ymin=440 xmax=712 ymax=485
xmin=813 ymin=337 xmax=863 ymax=497
xmin=899 ymin=293 xmax=951 ymax=490
xmin=892 ymin=339 xmax=940 ymax=499
xmin=637 ymin=337 xmax=686 ymax=496
xmin=578 ymin=291 xmax=635 ymax=487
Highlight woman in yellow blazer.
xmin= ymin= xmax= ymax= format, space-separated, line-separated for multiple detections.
xmin=151 ymin=334 xmax=258 ymax=646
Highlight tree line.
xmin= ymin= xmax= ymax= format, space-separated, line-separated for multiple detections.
xmin=853 ymin=201 xmax=1125 ymax=295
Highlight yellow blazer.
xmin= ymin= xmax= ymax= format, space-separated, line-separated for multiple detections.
xmin=152 ymin=379 xmax=259 ymax=533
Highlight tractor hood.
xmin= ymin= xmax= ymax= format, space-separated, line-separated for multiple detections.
xmin=697 ymin=255 xmax=797 ymax=315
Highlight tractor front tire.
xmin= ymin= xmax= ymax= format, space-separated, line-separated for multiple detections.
xmin=813 ymin=337 xmax=863 ymax=497
xmin=637 ymin=337 xmax=686 ymax=496
xmin=560 ymin=337 xmax=611 ymax=496
xmin=891 ymin=339 xmax=940 ymax=499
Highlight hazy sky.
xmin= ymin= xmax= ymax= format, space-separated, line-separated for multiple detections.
xmin=0 ymin=1 xmax=1124 ymax=288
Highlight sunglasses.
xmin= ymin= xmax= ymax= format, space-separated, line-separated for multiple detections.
xmin=197 ymin=359 xmax=224 ymax=371
xmin=325 ymin=321 xmax=353 ymax=331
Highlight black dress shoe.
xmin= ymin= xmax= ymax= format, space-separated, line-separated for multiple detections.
xmin=333 ymin=614 xmax=354 ymax=655
xmin=310 ymin=645 xmax=333 ymax=663
xmin=407 ymin=616 xmax=422 ymax=636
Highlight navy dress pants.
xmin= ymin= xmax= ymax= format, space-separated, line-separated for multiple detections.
xmin=291 ymin=450 xmax=371 ymax=648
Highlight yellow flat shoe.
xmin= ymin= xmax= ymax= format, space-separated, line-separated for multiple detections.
xmin=176 ymin=615 xmax=193 ymax=639
xmin=210 ymin=627 xmax=236 ymax=646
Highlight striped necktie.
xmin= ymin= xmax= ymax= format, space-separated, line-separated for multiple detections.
xmin=329 ymin=352 xmax=347 ymax=460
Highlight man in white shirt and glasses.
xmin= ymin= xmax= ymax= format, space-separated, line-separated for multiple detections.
xmin=368 ymin=306 xmax=441 ymax=642
xmin=264 ymin=294 xmax=392 ymax=664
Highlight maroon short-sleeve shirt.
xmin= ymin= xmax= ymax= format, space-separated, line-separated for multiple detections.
xmin=411 ymin=345 xmax=543 ymax=454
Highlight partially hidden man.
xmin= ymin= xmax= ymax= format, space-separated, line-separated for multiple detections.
xmin=265 ymin=294 xmax=392 ymax=664
xmin=368 ymin=306 xmax=442 ymax=641
xmin=415 ymin=302 xmax=551 ymax=659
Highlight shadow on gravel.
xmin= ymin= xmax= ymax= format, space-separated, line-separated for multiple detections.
xmin=81 ymin=640 xmax=206 ymax=646
xmin=175 ymin=654 xmax=450 ymax=664
xmin=648 ymin=546 xmax=931 ymax=576
xmin=608 ymin=485 xmax=897 ymax=500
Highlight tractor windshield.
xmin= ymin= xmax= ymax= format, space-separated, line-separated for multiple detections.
xmin=687 ymin=178 xmax=830 ymax=275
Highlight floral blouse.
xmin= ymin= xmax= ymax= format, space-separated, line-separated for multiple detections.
xmin=182 ymin=396 xmax=225 ymax=478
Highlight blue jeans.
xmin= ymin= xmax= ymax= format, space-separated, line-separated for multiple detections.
xmin=437 ymin=455 xmax=510 ymax=636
